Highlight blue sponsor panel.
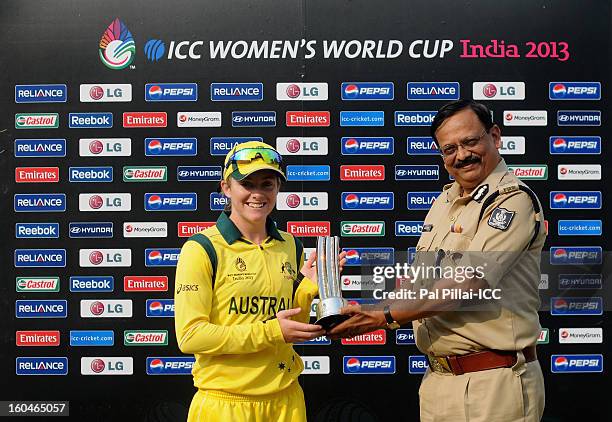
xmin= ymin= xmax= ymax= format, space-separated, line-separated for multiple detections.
xmin=557 ymin=110 xmax=601 ymax=126
xmin=70 ymin=276 xmax=114 ymax=292
xmin=14 ymin=193 xmax=66 ymax=212
xmin=550 ymin=247 xmax=602 ymax=265
xmin=551 ymin=355 xmax=603 ymax=373
xmin=296 ymin=336 xmax=332 ymax=346
xmin=558 ymin=220 xmax=602 ymax=236
xmin=341 ymin=137 xmax=394 ymax=155
xmin=395 ymin=221 xmax=423 ymax=236
xmin=69 ymin=222 xmax=114 ymax=238
xmin=232 ymin=111 xmax=276 ymax=127
xmin=210 ymin=193 xmax=228 ymax=211
xmin=16 ymin=357 xmax=68 ymax=375
xmin=144 ymin=193 xmax=197 ymax=211
xmin=146 ymin=299 xmax=175 ymax=317
xmin=345 ymin=298 xmax=380 ymax=306
xmin=145 ymin=248 xmax=181 ymax=267
xmin=343 ymin=356 xmax=396 ymax=374
xmin=408 ymin=356 xmax=429 ymax=374
xmin=396 ymin=165 xmax=439 ymax=180
xmin=210 ymin=137 xmax=263 ymax=156
xmin=407 ymin=247 xmax=416 ymax=265
xmin=549 ymin=136 xmax=601 ymax=154
xmin=550 ymin=191 xmax=601 ymax=209
xmin=147 ymin=357 xmax=195 ymax=375
xmin=70 ymin=330 xmax=114 ymax=346
xmin=339 ymin=111 xmax=385 ymax=127
xmin=15 ymin=223 xmax=59 ymax=239
xmin=145 ymin=83 xmax=198 ymax=101
xmin=341 ymin=82 xmax=394 ymax=100
xmin=341 ymin=192 xmax=394 ymax=210
xmin=407 ymin=192 xmax=440 ymax=210
xmin=559 ymin=274 xmax=602 ymax=290
xmin=407 ymin=137 xmax=439 ymax=155
xmin=68 ymin=112 xmax=113 ymax=128
xmin=14 ymin=139 xmax=66 ymax=157
xmin=15 ymin=84 xmax=67 ymax=103
xmin=286 ymin=165 xmax=331 ymax=181
xmin=396 ymin=329 xmax=415 ymax=345
xmin=15 ymin=249 xmax=66 ymax=268
xmin=211 ymin=83 xmax=263 ymax=101
xmin=550 ymin=297 xmax=603 ymax=316
xmin=69 ymin=166 xmax=113 ymax=182
xmin=343 ymin=247 xmax=395 ymax=266
xmin=407 ymin=82 xmax=460 ymax=100
xmin=145 ymin=138 xmax=197 ymax=156
xmin=177 ymin=166 xmax=222 ymax=181
xmin=549 ymin=82 xmax=601 ymax=100
xmin=394 ymin=111 xmax=436 ymax=126
xmin=16 ymin=300 xmax=67 ymax=318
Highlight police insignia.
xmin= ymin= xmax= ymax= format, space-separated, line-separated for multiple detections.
xmin=487 ymin=207 xmax=515 ymax=231
xmin=472 ymin=184 xmax=489 ymax=202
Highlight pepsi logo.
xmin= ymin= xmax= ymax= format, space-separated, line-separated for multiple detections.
xmin=89 ymin=140 xmax=104 ymax=154
xmin=286 ymin=194 xmax=301 ymax=208
xmin=148 ymin=358 xmax=164 ymax=372
xmin=148 ymin=250 xmax=163 ymax=263
xmin=286 ymin=139 xmax=301 ymax=153
xmin=552 ymin=138 xmax=567 ymax=151
xmin=89 ymin=250 xmax=104 ymax=265
xmin=346 ymin=250 xmax=360 ymax=261
xmin=344 ymin=138 xmax=359 ymax=151
xmin=148 ymin=301 xmax=163 ymax=315
xmin=505 ymin=113 xmax=513 ymax=121
xmin=89 ymin=195 xmax=104 ymax=209
xmin=345 ymin=357 xmax=361 ymax=372
xmin=483 ymin=83 xmax=497 ymax=98
xmin=553 ymin=298 xmax=568 ymax=311
xmin=552 ymin=83 xmax=567 ymax=98
xmin=553 ymin=249 xmax=568 ymax=261
xmin=90 ymin=301 xmax=105 ymax=316
xmin=343 ymin=84 xmax=359 ymax=98
xmin=148 ymin=85 xmax=162 ymax=99
xmin=552 ymin=193 xmax=567 ymax=205
xmin=147 ymin=195 xmax=163 ymax=209
xmin=554 ymin=356 xmax=568 ymax=369
xmin=89 ymin=86 xmax=104 ymax=100
xmin=286 ymin=84 xmax=301 ymax=98
xmin=147 ymin=140 xmax=162 ymax=154
xmin=91 ymin=358 xmax=106 ymax=373
xmin=343 ymin=193 xmax=359 ymax=208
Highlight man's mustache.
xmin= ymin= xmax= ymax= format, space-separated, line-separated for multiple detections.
xmin=454 ymin=155 xmax=481 ymax=169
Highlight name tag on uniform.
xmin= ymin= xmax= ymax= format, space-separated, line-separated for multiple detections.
xmin=488 ymin=207 xmax=515 ymax=231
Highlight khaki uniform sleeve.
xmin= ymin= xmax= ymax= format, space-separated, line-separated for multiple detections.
xmin=459 ymin=191 xmax=542 ymax=288
xmin=291 ymin=249 xmax=318 ymax=324
xmin=174 ymin=240 xmax=285 ymax=355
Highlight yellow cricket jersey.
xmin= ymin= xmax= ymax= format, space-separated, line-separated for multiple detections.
xmin=174 ymin=212 xmax=318 ymax=396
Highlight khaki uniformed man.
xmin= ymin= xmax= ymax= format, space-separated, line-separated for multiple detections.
xmin=330 ymin=100 xmax=546 ymax=422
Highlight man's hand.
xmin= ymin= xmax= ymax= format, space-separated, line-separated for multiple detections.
xmin=327 ymin=304 xmax=387 ymax=339
xmin=277 ymin=308 xmax=325 ymax=343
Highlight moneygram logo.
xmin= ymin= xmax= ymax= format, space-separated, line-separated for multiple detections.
xmin=503 ymin=110 xmax=547 ymax=126
xmin=559 ymin=328 xmax=603 ymax=344
xmin=99 ymin=18 xmax=135 ymax=70
xmin=557 ymin=165 xmax=601 ymax=180
xmin=177 ymin=111 xmax=221 ymax=127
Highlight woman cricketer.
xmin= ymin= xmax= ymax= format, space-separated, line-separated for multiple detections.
xmin=174 ymin=141 xmax=342 ymax=421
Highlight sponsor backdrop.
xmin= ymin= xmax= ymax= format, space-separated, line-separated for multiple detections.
xmin=2 ymin=0 xmax=609 ymax=420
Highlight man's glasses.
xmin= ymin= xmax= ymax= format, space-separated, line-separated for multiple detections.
xmin=224 ymin=147 xmax=283 ymax=169
xmin=439 ymin=129 xmax=488 ymax=159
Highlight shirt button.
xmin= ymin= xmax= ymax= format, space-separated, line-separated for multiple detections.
xmin=449 ymin=216 xmax=456 ymax=221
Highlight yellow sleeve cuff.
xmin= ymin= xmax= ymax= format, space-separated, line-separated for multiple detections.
xmin=264 ymin=318 xmax=285 ymax=344
xmin=300 ymin=276 xmax=319 ymax=296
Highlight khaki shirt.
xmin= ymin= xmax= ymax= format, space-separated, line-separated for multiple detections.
xmin=412 ymin=159 xmax=546 ymax=356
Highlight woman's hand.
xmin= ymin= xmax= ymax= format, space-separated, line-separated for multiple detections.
xmin=276 ymin=308 xmax=325 ymax=343
xmin=300 ymin=251 xmax=347 ymax=282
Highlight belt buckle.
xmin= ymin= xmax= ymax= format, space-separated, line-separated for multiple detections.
xmin=427 ymin=355 xmax=452 ymax=374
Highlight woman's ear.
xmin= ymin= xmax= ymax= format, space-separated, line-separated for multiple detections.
xmin=220 ymin=179 xmax=231 ymax=198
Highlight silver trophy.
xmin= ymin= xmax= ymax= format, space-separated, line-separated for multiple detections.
xmin=315 ymin=236 xmax=349 ymax=329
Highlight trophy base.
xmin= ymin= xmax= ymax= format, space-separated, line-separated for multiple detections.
xmin=315 ymin=297 xmax=349 ymax=330
xmin=315 ymin=313 xmax=350 ymax=330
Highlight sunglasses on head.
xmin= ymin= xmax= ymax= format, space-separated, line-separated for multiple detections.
xmin=225 ymin=147 xmax=283 ymax=169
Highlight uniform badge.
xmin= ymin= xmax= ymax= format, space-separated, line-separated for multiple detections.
xmin=472 ymin=184 xmax=489 ymax=202
xmin=487 ymin=207 xmax=515 ymax=231
xmin=422 ymin=224 xmax=433 ymax=232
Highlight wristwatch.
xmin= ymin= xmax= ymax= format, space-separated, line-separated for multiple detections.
xmin=383 ymin=305 xmax=400 ymax=330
